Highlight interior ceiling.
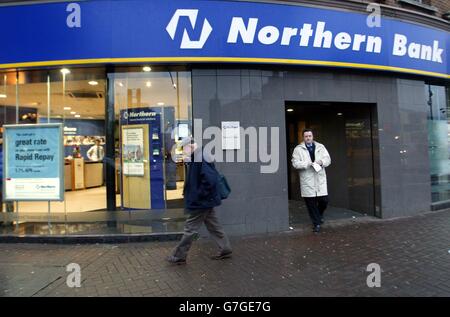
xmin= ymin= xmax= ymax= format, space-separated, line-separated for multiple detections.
xmin=10 ymin=80 xmax=106 ymax=119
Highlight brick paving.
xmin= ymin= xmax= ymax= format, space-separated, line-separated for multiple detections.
xmin=0 ymin=209 xmax=449 ymax=297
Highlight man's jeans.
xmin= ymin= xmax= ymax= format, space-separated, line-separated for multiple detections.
xmin=172 ymin=208 xmax=232 ymax=260
xmin=304 ymin=196 xmax=328 ymax=227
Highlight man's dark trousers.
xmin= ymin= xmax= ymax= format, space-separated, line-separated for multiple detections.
xmin=304 ymin=196 xmax=328 ymax=226
xmin=172 ymin=208 xmax=232 ymax=260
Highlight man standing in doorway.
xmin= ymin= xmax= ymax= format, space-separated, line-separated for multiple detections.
xmin=167 ymin=137 xmax=232 ymax=265
xmin=292 ymin=129 xmax=331 ymax=233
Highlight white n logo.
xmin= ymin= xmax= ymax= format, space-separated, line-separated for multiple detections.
xmin=166 ymin=9 xmax=212 ymax=49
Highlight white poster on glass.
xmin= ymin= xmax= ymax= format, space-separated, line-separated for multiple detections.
xmin=222 ymin=121 xmax=240 ymax=150
xmin=122 ymin=127 xmax=145 ymax=176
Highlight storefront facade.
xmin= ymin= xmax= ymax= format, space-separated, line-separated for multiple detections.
xmin=0 ymin=0 xmax=448 ymax=237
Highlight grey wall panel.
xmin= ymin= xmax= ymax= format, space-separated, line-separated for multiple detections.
xmin=192 ymin=67 xmax=433 ymax=236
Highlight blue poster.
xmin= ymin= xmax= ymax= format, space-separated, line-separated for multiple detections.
xmin=3 ymin=124 xmax=64 ymax=201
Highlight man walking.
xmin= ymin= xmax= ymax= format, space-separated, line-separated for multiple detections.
xmin=167 ymin=137 xmax=232 ymax=265
xmin=291 ymin=129 xmax=331 ymax=233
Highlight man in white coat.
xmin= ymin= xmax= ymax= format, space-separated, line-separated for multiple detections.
xmin=291 ymin=129 xmax=331 ymax=233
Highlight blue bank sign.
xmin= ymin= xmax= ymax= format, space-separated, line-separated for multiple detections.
xmin=0 ymin=0 xmax=448 ymax=78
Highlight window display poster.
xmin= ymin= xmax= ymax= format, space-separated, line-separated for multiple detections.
xmin=122 ymin=127 xmax=145 ymax=176
xmin=222 ymin=121 xmax=241 ymax=150
xmin=178 ymin=123 xmax=189 ymax=139
xmin=3 ymin=123 xmax=64 ymax=201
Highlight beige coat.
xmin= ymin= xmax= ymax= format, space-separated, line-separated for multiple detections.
xmin=291 ymin=141 xmax=331 ymax=197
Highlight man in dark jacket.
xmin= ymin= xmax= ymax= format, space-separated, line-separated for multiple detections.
xmin=167 ymin=137 xmax=232 ymax=265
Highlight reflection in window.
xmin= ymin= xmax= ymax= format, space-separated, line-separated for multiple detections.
xmin=0 ymin=68 xmax=107 ymax=217
xmin=112 ymin=69 xmax=192 ymax=212
xmin=49 ymin=67 xmax=108 ymax=214
xmin=0 ymin=67 xmax=192 ymax=235
xmin=427 ymin=85 xmax=450 ymax=203
xmin=0 ymin=71 xmax=18 ymax=218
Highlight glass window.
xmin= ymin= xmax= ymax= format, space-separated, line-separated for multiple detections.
xmin=110 ymin=68 xmax=192 ymax=218
xmin=427 ymin=84 xmax=450 ymax=203
xmin=0 ymin=67 xmax=107 ymax=234
xmin=0 ymin=71 xmax=18 ymax=229
xmin=48 ymin=67 xmax=107 ymax=215
xmin=16 ymin=70 xmax=51 ymax=219
xmin=1 ymin=66 xmax=191 ymax=235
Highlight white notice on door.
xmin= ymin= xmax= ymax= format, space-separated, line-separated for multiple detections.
xmin=221 ymin=121 xmax=240 ymax=150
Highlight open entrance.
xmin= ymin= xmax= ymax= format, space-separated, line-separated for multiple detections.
xmin=285 ymin=102 xmax=379 ymax=226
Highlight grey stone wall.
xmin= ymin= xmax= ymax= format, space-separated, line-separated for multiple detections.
xmin=192 ymin=67 xmax=433 ymax=235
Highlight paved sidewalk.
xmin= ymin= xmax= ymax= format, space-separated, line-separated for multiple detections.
xmin=0 ymin=210 xmax=449 ymax=297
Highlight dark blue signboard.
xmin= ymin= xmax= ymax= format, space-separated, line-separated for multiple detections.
xmin=0 ymin=0 xmax=448 ymax=78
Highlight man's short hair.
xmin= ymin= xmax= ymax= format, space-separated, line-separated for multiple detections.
xmin=302 ymin=129 xmax=313 ymax=136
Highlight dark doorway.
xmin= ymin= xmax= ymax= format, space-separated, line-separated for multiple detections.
xmin=286 ymin=102 xmax=378 ymax=223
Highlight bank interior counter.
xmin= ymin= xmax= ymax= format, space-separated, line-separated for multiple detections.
xmin=64 ymin=158 xmax=104 ymax=191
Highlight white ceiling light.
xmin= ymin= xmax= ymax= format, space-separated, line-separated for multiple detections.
xmin=157 ymin=102 xmax=164 ymax=106
xmin=143 ymin=66 xmax=152 ymax=72
xmin=118 ymin=82 xmax=124 ymax=87
xmin=88 ymin=80 xmax=98 ymax=86
xmin=70 ymin=111 xmax=76 ymax=115
xmin=60 ymin=68 xmax=71 ymax=75
xmin=286 ymin=108 xmax=294 ymax=112
xmin=64 ymin=107 xmax=71 ymax=110
xmin=146 ymin=81 xmax=152 ymax=87
xmin=0 ymin=94 xmax=7 ymax=98
xmin=74 ymin=114 xmax=81 ymax=118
